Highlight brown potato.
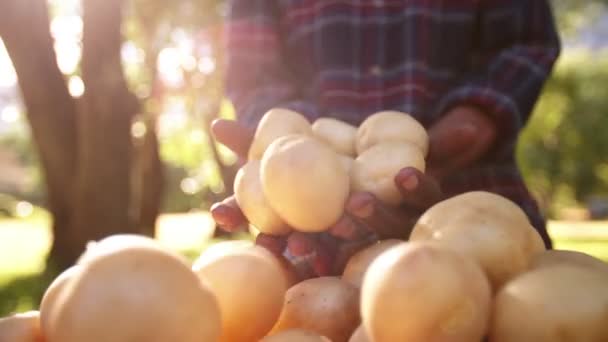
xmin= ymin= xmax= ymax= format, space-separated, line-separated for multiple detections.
xmin=351 ymin=142 xmax=425 ymax=206
xmin=234 ymin=160 xmax=290 ymax=235
xmin=312 ymin=117 xmax=357 ymax=156
xmin=342 ymin=239 xmax=402 ymax=288
xmin=46 ymin=243 xmax=221 ymax=342
xmin=248 ymin=108 xmax=312 ymax=160
xmin=410 ymin=191 xmax=546 ymax=290
xmin=261 ymin=134 xmax=350 ymax=232
xmin=261 ymin=329 xmax=332 ymax=342
xmin=356 ymin=111 xmax=428 ymax=156
xmin=490 ymin=265 xmax=608 ymax=342
xmin=193 ymin=245 xmax=288 ymax=342
xmin=348 ymin=325 xmax=371 ymax=342
xmin=361 ymin=242 xmax=491 ymax=342
xmin=0 ymin=311 xmax=43 ymax=342
xmin=271 ymin=277 xmax=360 ymax=342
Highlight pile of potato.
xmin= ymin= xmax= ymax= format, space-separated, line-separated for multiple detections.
xmin=2 ymin=109 xmax=608 ymax=342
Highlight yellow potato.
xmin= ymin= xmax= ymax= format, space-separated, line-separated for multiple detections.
xmin=76 ymin=234 xmax=158 ymax=264
xmin=261 ymin=134 xmax=350 ymax=232
xmin=46 ymin=243 xmax=221 ymax=342
xmin=342 ymin=239 xmax=402 ymax=288
xmin=361 ymin=242 xmax=491 ymax=342
xmin=348 ymin=325 xmax=371 ymax=342
xmin=261 ymin=329 xmax=332 ymax=342
xmin=193 ymin=245 xmax=288 ymax=342
xmin=530 ymin=249 xmax=608 ymax=274
xmin=351 ymin=142 xmax=425 ymax=206
xmin=356 ymin=111 xmax=428 ymax=156
xmin=248 ymin=108 xmax=312 ymax=160
xmin=410 ymin=191 xmax=546 ymax=290
xmin=271 ymin=277 xmax=360 ymax=342
xmin=339 ymin=155 xmax=354 ymax=174
xmin=312 ymin=117 xmax=357 ymax=156
xmin=0 ymin=311 xmax=43 ymax=342
xmin=39 ymin=266 xmax=82 ymax=335
xmin=490 ymin=265 xmax=608 ymax=342
xmin=234 ymin=160 xmax=290 ymax=235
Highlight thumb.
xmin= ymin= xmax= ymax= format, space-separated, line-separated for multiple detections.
xmin=211 ymin=119 xmax=255 ymax=159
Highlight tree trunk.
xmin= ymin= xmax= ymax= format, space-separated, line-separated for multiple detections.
xmin=133 ymin=116 xmax=164 ymax=237
xmin=0 ymin=0 xmax=79 ymax=269
xmin=71 ymin=0 xmax=140 ymax=247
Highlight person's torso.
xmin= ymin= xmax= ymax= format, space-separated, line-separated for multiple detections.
xmin=276 ymin=0 xmax=516 ymax=127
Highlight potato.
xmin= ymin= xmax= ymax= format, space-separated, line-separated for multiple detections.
xmin=356 ymin=111 xmax=428 ymax=156
xmin=46 ymin=243 xmax=221 ymax=342
xmin=361 ymin=242 xmax=491 ymax=342
xmin=193 ymin=245 xmax=288 ymax=342
xmin=530 ymin=249 xmax=608 ymax=274
xmin=234 ymin=160 xmax=290 ymax=235
xmin=248 ymin=108 xmax=312 ymax=160
xmin=342 ymin=239 xmax=402 ymax=288
xmin=271 ymin=277 xmax=360 ymax=342
xmin=490 ymin=265 xmax=608 ymax=342
xmin=0 ymin=311 xmax=43 ymax=342
xmin=351 ymin=142 xmax=425 ymax=206
xmin=261 ymin=329 xmax=331 ymax=342
xmin=261 ymin=134 xmax=350 ymax=232
xmin=39 ymin=266 xmax=81 ymax=335
xmin=339 ymin=155 xmax=354 ymax=174
xmin=76 ymin=234 xmax=158 ymax=264
xmin=349 ymin=325 xmax=371 ymax=342
xmin=410 ymin=191 xmax=546 ymax=290
xmin=312 ymin=118 xmax=357 ymax=156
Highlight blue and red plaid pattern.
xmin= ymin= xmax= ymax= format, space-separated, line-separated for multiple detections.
xmin=224 ymin=0 xmax=561 ymax=248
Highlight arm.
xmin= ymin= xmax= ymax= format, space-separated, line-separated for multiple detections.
xmin=224 ymin=0 xmax=320 ymax=129
xmin=433 ymin=0 xmax=561 ymax=154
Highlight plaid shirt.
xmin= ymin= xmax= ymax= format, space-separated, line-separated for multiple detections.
xmin=224 ymin=0 xmax=561 ymax=247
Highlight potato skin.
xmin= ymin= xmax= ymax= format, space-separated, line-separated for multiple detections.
xmin=261 ymin=134 xmax=350 ymax=232
xmin=410 ymin=191 xmax=546 ymax=290
xmin=248 ymin=108 xmax=312 ymax=160
xmin=193 ymin=246 xmax=288 ymax=342
xmin=47 ymin=244 xmax=222 ymax=342
xmin=312 ymin=117 xmax=357 ymax=157
xmin=361 ymin=242 xmax=491 ymax=342
xmin=261 ymin=329 xmax=332 ymax=342
xmin=342 ymin=239 xmax=402 ymax=288
xmin=352 ymin=142 xmax=425 ymax=206
xmin=490 ymin=265 xmax=608 ymax=342
xmin=234 ymin=160 xmax=290 ymax=235
xmin=271 ymin=277 xmax=360 ymax=342
xmin=356 ymin=111 xmax=429 ymax=156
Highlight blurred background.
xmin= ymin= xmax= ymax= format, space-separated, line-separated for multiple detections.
xmin=0 ymin=0 xmax=606 ymax=315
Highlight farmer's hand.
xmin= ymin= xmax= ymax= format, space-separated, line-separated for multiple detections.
xmin=332 ymin=105 xmax=498 ymax=242
xmin=280 ymin=105 xmax=497 ymax=277
xmin=209 ymin=106 xmax=497 ymax=278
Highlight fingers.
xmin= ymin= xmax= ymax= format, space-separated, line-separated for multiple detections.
xmin=284 ymin=233 xmax=334 ymax=278
xmin=394 ymin=167 xmax=443 ymax=211
xmin=211 ymin=119 xmax=255 ymax=159
xmin=255 ymin=233 xmax=287 ymax=257
xmin=427 ymin=106 xmax=497 ymax=179
xmin=345 ymin=192 xmax=419 ymax=239
xmin=328 ymin=214 xmax=371 ymax=241
xmin=210 ymin=196 xmax=248 ymax=232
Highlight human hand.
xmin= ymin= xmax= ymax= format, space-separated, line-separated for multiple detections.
xmin=209 ymin=106 xmax=497 ymax=279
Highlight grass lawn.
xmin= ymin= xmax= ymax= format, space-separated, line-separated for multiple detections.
xmin=0 ymin=212 xmax=607 ymax=316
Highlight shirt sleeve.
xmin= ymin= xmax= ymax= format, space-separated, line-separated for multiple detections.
xmin=224 ymin=0 xmax=321 ymax=129
xmin=434 ymin=0 xmax=561 ymax=150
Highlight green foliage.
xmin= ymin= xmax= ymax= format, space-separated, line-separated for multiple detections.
xmin=517 ymin=50 xmax=608 ymax=215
